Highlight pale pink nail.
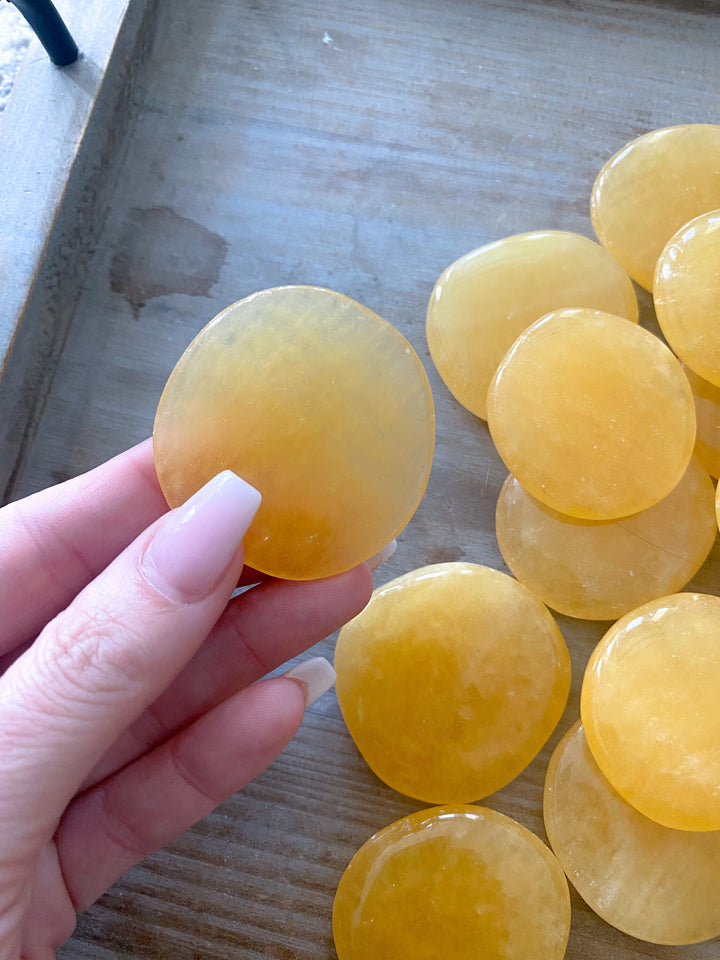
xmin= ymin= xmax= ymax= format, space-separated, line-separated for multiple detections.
xmin=284 ymin=657 xmax=337 ymax=707
xmin=142 ymin=471 xmax=261 ymax=602
xmin=366 ymin=539 xmax=397 ymax=572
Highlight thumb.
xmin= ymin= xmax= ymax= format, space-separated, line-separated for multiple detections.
xmin=0 ymin=470 xmax=261 ymax=863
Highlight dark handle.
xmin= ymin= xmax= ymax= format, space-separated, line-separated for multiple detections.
xmin=9 ymin=0 xmax=79 ymax=67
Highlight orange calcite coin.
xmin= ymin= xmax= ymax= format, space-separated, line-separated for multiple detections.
xmin=495 ymin=461 xmax=716 ymax=620
xmin=487 ymin=309 xmax=696 ymax=520
xmin=333 ymin=805 xmax=571 ymax=960
xmin=544 ymin=722 xmax=720 ymax=945
xmin=334 ymin=563 xmax=570 ymax=803
xmin=426 ymin=231 xmax=638 ymax=420
xmin=655 ymin=210 xmax=720 ymax=387
xmin=153 ymin=286 xmax=435 ymax=580
xmin=582 ymin=593 xmax=720 ymax=831
xmin=684 ymin=366 xmax=720 ymax=478
xmin=591 ymin=124 xmax=720 ymax=290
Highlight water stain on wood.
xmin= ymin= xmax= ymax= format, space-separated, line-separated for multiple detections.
xmin=110 ymin=206 xmax=229 ymax=318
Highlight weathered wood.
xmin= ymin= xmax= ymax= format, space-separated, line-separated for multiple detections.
xmin=3 ymin=0 xmax=720 ymax=956
xmin=0 ymin=0 xmax=161 ymax=500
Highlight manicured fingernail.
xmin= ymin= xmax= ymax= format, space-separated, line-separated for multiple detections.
xmin=143 ymin=471 xmax=261 ymax=602
xmin=366 ymin=539 xmax=397 ymax=572
xmin=284 ymin=657 xmax=337 ymax=707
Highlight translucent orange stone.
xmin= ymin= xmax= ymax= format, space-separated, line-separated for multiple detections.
xmin=544 ymin=722 xmax=720 ymax=945
xmin=655 ymin=210 xmax=720 ymax=387
xmin=591 ymin=124 xmax=720 ymax=290
xmin=486 ymin=309 xmax=696 ymax=520
xmin=495 ymin=460 xmax=716 ymax=620
xmin=153 ymin=286 xmax=435 ymax=580
xmin=684 ymin=365 xmax=720 ymax=478
xmin=582 ymin=593 xmax=720 ymax=831
xmin=333 ymin=805 xmax=571 ymax=960
xmin=425 ymin=231 xmax=638 ymax=420
xmin=334 ymin=563 xmax=570 ymax=803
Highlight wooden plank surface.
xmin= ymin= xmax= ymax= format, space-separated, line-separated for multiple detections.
xmin=5 ymin=0 xmax=720 ymax=956
xmin=0 ymin=0 xmax=161 ymax=500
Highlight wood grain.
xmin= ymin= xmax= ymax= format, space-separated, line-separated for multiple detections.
xmin=4 ymin=0 xmax=720 ymax=956
xmin=0 ymin=0 xmax=161 ymax=500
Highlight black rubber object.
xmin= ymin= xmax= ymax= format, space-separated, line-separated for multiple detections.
xmin=9 ymin=0 xmax=79 ymax=66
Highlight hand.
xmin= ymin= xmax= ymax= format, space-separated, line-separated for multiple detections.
xmin=0 ymin=440 xmax=373 ymax=958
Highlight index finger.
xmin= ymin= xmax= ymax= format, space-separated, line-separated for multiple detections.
xmin=0 ymin=439 xmax=167 ymax=654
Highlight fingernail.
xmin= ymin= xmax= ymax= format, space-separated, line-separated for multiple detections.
xmin=284 ymin=657 xmax=337 ymax=707
xmin=143 ymin=471 xmax=261 ymax=602
xmin=366 ymin=539 xmax=397 ymax=572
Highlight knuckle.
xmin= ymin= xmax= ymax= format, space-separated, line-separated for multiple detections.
xmin=38 ymin=600 xmax=149 ymax=702
xmin=170 ymin=738 xmax=225 ymax=807
xmin=98 ymin=780 xmax=153 ymax=859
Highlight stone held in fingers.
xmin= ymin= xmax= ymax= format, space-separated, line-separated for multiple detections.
xmin=153 ymin=286 xmax=435 ymax=580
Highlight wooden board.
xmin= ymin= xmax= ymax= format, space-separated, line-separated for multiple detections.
xmin=3 ymin=0 xmax=720 ymax=956
xmin=0 ymin=0 xmax=161 ymax=499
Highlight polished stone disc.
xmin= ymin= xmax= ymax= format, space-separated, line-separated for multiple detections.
xmin=426 ymin=230 xmax=637 ymax=420
xmin=334 ymin=563 xmax=570 ymax=803
xmin=591 ymin=124 xmax=720 ymax=290
xmin=153 ymin=286 xmax=435 ymax=579
xmin=486 ymin=308 xmax=696 ymax=520
xmin=655 ymin=210 xmax=720 ymax=388
xmin=582 ymin=593 xmax=720 ymax=831
xmin=684 ymin=365 xmax=720 ymax=479
xmin=545 ymin=722 xmax=720 ymax=945
xmin=333 ymin=805 xmax=571 ymax=960
xmin=495 ymin=460 xmax=716 ymax=620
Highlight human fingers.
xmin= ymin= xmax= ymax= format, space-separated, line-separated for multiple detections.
xmin=0 ymin=560 xmax=271 ymax=681
xmin=0 ymin=439 xmax=168 ymax=655
xmin=84 ymin=564 xmax=373 ymax=786
xmin=55 ymin=668 xmax=334 ymax=911
xmin=0 ymin=471 xmax=260 ymax=865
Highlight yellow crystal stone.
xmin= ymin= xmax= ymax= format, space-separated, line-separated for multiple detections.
xmin=684 ymin=365 xmax=720 ymax=478
xmin=333 ymin=805 xmax=571 ymax=960
xmin=426 ymin=231 xmax=638 ymax=420
xmin=495 ymin=460 xmax=716 ymax=620
xmin=544 ymin=722 xmax=720 ymax=945
xmin=334 ymin=563 xmax=570 ymax=804
xmin=655 ymin=210 xmax=720 ymax=387
xmin=153 ymin=286 xmax=435 ymax=580
xmin=582 ymin=593 xmax=720 ymax=831
xmin=591 ymin=124 xmax=720 ymax=290
xmin=487 ymin=308 xmax=696 ymax=520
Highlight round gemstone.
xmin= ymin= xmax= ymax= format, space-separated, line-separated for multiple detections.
xmin=486 ymin=308 xmax=696 ymax=520
xmin=545 ymin=722 xmax=720 ymax=945
xmin=495 ymin=460 xmax=716 ymax=620
xmin=591 ymin=124 xmax=720 ymax=290
xmin=655 ymin=210 xmax=720 ymax=388
xmin=153 ymin=286 xmax=435 ymax=579
xmin=333 ymin=805 xmax=571 ymax=960
xmin=426 ymin=231 xmax=637 ymax=420
xmin=334 ymin=562 xmax=570 ymax=803
xmin=582 ymin=593 xmax=720 ymax=831
xmin=684 ymin=365 xmax=720 ymax=479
